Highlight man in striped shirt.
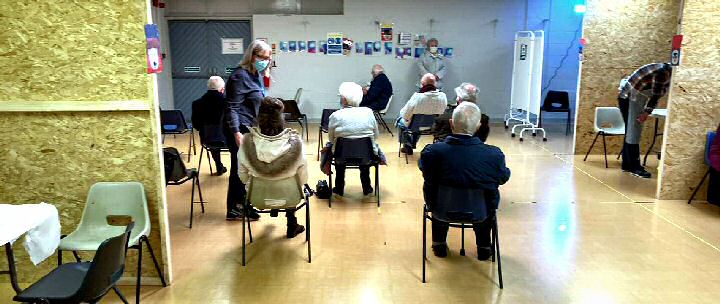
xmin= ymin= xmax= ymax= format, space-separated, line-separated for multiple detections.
xmin=618 ymin=62 xmax=672 ymax=178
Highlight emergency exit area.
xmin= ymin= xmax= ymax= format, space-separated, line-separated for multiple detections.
xmin=168 ymin=20 xmax=252 ymax=120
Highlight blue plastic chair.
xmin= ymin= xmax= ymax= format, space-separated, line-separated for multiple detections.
xmin=688 ymin=131 xmax=716 ymax=204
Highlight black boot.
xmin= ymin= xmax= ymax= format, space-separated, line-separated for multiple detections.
xmin=286 ymin=213 xmax=305 ymax=238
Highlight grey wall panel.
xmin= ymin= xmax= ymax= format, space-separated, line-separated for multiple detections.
xmin=168 ymin=21 xmax=209 ymax=78
xmin=172 ymin=79 xmax=208 ymax=123
xmin=208 ymin=21 xmax=252 ymax=77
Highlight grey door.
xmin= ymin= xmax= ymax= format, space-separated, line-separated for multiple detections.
xmin=168 ymin=20 xmax=252 ymax=123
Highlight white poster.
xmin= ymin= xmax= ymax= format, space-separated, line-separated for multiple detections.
xmin=222 ymin=38 xmax=244 ymax=54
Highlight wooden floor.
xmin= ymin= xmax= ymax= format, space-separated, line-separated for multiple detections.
xmin=4 ymin=122 xmax=720 ymax=303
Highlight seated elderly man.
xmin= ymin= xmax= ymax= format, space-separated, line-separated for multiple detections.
xmin=328 ymin=82 xmax=382 ymax=197
xmin=419 ymin=102 xmax=511 ymax=260
xmin=360 ymin=64 xmax=393 ymax=111
xmin=432 ymin=82 xmax=490 ymax=142
xmin=192 ymin=76 xmax=228 ymax=175
xmin=397 ymin=73 xmax=448 ymax=155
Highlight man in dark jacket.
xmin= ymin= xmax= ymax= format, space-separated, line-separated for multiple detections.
xmin=432 ymin=82 xmax=490 ymax=142
xmin=419 ymin=102 xmax=510 ymax=260
xmin=360 ymin=64 xmax=393 ymax=111
xmin=192 ymin=76 xmax=227 ymax=175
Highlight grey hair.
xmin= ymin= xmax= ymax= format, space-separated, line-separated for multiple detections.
xmin=239 ymin=40 xmax=271 ymax=74
xmin=372 ymin=64 xmax=384 ymax=75
xmin=207 ymin=76 xmax=225 ymax=91
xmin=451 ymin=102 xmax=482 ymax=135
xmin=454 ymin=82 xmax=478 ymax=103
xmin=426 ymin=38 xmax=439 ymax=47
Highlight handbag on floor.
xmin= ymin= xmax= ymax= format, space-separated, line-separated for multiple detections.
xmin=316 ymin=180 xmax=331 ymax=199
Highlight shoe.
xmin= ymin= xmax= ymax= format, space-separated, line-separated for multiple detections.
xmin=400 ymin=146 xmax=414 ymax=155
xmin=363 ymin=187 xmax=374 ymax=196
xmin=432 ymin=244 xmax=448 ymax=258
xmin=226 ymin=209 xmax=243 ymax=221
xmin=287 ymin=224 xmax=306 ymax=239
xmin=332 ymin=187 xmax=344 ymax=197
xmin=215 ymin=166 xmax=228 ymax=176
xmin=477 ymin=246 xmax=492 ymax=261
xmin=241 ymin=207 xmax=261 ymax=221
xmin=629 ymin=168 xmax=652 ymax=178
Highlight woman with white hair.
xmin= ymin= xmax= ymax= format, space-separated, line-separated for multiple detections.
xmin=224 ymin=39 xmax=273 ymax=221
xmin=328 ymin=82 xmax=381 ymax=197
xmin=417 ymin=38 xmax=446 ymax=89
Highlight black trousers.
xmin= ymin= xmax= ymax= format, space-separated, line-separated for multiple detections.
xmin=432 ymin=211 xmax=495 ymax=248
xmin=209 ymin=148 xmax=224 ymax=170
xmin=333 ymin=164 xmax=372 ymax=195
xmin=710 ymin=169 xmax=720 ymax=205
xmin=618 ymin=96 xmax=642 ymax=170
xmin=224 ymin=125 xmax=250 ymax=213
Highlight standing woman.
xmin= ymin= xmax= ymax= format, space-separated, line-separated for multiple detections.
xmin=417 ymin=38 xmax=446 ymax=89
xmin=224 ymin=39 xmax=272 ymax=220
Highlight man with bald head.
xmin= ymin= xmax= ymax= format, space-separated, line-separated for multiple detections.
xmin=432 ymin=82 xmax=491 ymax=142
xmin=396 ymin=73 xmax=448 ymax=154
xmin=192 ymin=76 xmax=228 ymax=175
xmin=360 ymin=64 xmax=393 ymax=111
xmin=419 ymin=102 xmax=510 ymax=260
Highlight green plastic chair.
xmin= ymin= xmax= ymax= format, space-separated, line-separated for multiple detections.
xmin=57 ymin=182 xmax=167 ymax=303
xmin=242 ymin=175 xmax=312 ymax=266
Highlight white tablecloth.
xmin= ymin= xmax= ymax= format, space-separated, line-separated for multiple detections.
xmin=0 ymin=203 xmax=61 ymax=265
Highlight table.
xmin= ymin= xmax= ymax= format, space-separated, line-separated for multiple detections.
xmin=644 ymin=109 xmax=668 ymax=166
xmin=0 ymin=203 xmax=60 ymax=294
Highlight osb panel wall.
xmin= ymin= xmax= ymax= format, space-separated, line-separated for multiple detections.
xmin=575 ymin=0 xmax=679 ymax=156
xmin=658 ymin=0 xmax=720 ymax=200
xmin=0 ymin=1 xmax=168 ymax=284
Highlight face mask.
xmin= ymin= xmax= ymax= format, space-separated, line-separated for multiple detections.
xmin=255 ymin=59 xmax=270 ymax=72
xmin=429 ymin=46 xmax=438 ymax=54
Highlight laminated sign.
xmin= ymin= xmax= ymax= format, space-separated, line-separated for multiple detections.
xmin=145 ymin=24 xmax=163 ymax=74
xmin=327 ymin=32 xmax=343 ymax=56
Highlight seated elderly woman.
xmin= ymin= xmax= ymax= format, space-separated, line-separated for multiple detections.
xmin=238 ymin=96 xmax=307 ymax=238
xmin=328 ymin=82 xmax=382 ymax=197
xmin=397 ymin=73 xmax=448 ymax=155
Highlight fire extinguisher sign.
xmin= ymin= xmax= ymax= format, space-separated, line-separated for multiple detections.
xmin=145 ymin=24 xmax=163 ymax=74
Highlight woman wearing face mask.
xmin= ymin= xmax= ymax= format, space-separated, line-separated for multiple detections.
xmin=223 ymin=39 xmax=272 ymax=221
xmin=417 ymin=38 xmax=446 ymax=90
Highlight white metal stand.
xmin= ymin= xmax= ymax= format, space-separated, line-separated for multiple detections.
xmin=505 ymin=31 xmax=547 ymax=142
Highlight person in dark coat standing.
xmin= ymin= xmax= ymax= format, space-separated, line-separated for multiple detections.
xmin=224 ymin=39 xmax=272 ymax=221
xmin=360 ymin=64 xmax=393 ymax=111
xmin=192 ymin=76 xmax=228 ymax=175
xmin=419 ymin=102 xmax=510 ymax=260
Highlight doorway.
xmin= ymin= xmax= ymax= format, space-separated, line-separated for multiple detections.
xmin=168 ymin=20 xmax=252 ymax=121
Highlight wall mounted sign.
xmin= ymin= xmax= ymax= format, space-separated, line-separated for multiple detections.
xmin=221 ymin=38 xmax=244 ymax=54
xmin=144 ymin=24 xmax=163 ymax=74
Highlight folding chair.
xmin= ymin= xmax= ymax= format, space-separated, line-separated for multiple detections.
xmin=57 ymin=182 xmax=167 ymax=304
xmin=373 ymin=95 xmax=394 ymax=136
xmin=422 ymin=185 xmax=502 ymax=288
xmin=281 ymin=88 xmax=309 ymax=140
xmin=539 ymin=90 xmax=572 ymax=136
xmin=688 ymin=131 xmax=717 ymax=204
xmin=328 ymin=137 xmax=380 ymax=208
xmin=16 ymin=224 xmax=135 ymax=304
xmin=399 ymin=114 xmax=437 ymax=164
xmin=161 ymin=110 xmax=196 ymax=162
xmin=164 ymin=147 xmax=206 ymax=228
xmin=317 ymin=108 xmax=339 ymax=161
xmin=242 ymin=175 xmax=312 ymax=266
xmin=583 ymin=107 xmax=625 ymax=168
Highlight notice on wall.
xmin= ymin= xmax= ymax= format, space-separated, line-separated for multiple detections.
xmin=398 ymin=32 xmax=412 ymax=45
xmin=221 ymin=38 xmax=244 ymax=54
xmin=380 ymin=24 xmax=394 ymax=42
xmin=326 ymin=32 xmax=343 ymax=56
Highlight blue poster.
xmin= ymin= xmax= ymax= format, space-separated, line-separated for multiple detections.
xmin=444 ymin=48 xmax=454 ymax=58
xmin=364 ymin=42 xmax=373 ymax=55
xmin=308 ymin=41 xmax=317 ymax=53
xmin=279 ymin=41 xmax=288 ymax=52
xmin=298 ymin=41 xmax=307 ymax=52
xmin=289 ymin=41 xmax=297 ymax=52
xmin=384 ymin=42 xmax=393 ymax=55
xmin=373 ymin=41 xmax=381 ymax=53
xmin=414 ymin=47 xmax=425 ymax=58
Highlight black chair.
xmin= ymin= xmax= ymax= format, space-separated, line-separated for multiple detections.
xmin=399 ymin=114 xmax=437 ymax=164
xmin=242 ymin=176 xmax=312 ymax=266
xmin=196 ymin=123 xmax=229 ymax=176
xmin=164 ymin=147 xmax=205 ymax=228
xmin=373 ymin=95 xmax=394 ymax=136
xmin=14 ymin=223 xmax=135 ymax=304
xmin=540 ymin=90 xmax=572 ymax=136
xmin=317 ymin=108 xmax=339 ymax=161
xmin=329 ymin=137 xmax=380 ymax=208
xmin=422 ymin=185 xmax=502 ymax=288
xmin=161 ymin=110 xmax=196 ymax=162
xmin=688 ymin=131 xmax=717 ymax=204
xmin=281 ymin=88 xmax=309 ymax=140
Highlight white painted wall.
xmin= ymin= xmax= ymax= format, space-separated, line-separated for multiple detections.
xmin=256 ymin=0 xmax=530 ymax=120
